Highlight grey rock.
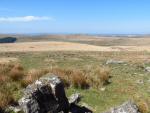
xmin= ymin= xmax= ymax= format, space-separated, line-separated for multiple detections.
xmin=145 ymin=67 xmax=150 ymax=72
xmin=136 ymin=80 xmax=144 ymax=84
xmin=103 ymin=101 xmax=141 ymax=113
xmin=5 ymin=106 xmax=21 ymax=113
xmin=100 ymin=87 xmax=106 ymax=91
xmin=19 ymin=74 xmax=69 ymax=113
xmin=106 ymin=59 xmax=125 ymax=65
xmin=69 ymin=94 xmax=93 ymax=113
xmin=69 ymin=93 xmax=81 ymax=104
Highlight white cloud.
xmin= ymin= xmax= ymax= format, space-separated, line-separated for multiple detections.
xmin=0 ymin=16 xmax=52 ymax=22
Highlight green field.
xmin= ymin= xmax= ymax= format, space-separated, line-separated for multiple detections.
xmin=0 ymin=51 xmax=150 ymax=113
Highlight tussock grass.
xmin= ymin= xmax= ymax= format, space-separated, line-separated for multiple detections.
xmin=133 ymin=98 xmax=150 ymax=113
xmin=0 ymin=91 xmax=15 ymax=108
xmin=50 ymin=66 xmax=110 ymax=89
xmin=9 ymin=68 xmax=24 ymax=81
xmin=95 ymin=67 xmax=110 ymax=85
xmin=0 ymin=63 xmax=24 ymax=82
xmin=21 ymin=69 xmax=49 ymax=87
xmin=70 ymin=70 xmax=89 ymax=89
xmin=0 ymin=63 xmax=24 ymax=108
xmin=50 ymin=67 xmax=71 ymax=87
xmin=138 ymin=100 xmax=149 ymax=113
xmin=0 ymin=62 xmax=110 ymax=109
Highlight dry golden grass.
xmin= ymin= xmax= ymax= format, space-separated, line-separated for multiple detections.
xmin=0 ymin=63 xmax=25 ymax=108
xmin=0 ymin=75 xmax=9 ymax=83
xmin=50 ymin=66 xmax=110 ymax=89
xmin=0 ymin=62 xmax=111 ymax=109
xmin=70 ymin=70 xmax=89 ymax=89
xmin=0 ymin=58 xmax=18 ymax=64
xmin=9 ymin=68 xmax=24 ymax=81
xmin=96 ymin=67 xmax=110 ymax=85
xmin=50 ymin=67 xmax=71 ymax=87
xmin=137 ymin=100 xmax=149 ymax=113
xmin=0 ymin=90 xmax=15 ymax=109
xmin=50 ymin=67 xmax=89 ymax=88
xmin=0 ymin=63 xmax=24 ymax=82
xmin=1 ymin=41 xmax=150 ymax=52
xmin=21 ymin=69 xmax=49 ymax=87
xmin=87 ymin=66 xmax=110 ymax=88
xmin=0 ymin=41 xmax=110 ymax=52
xmin=132 ymin=94 xmax=150 ymax=113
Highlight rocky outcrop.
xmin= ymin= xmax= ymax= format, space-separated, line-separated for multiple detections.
xmin=103 ymin=101 xmax=141 ymax=113
xmin=11 ymin=73 xmax=142 ymax=113
xmin=18 ymin=74 xmax=92 ymax=113
xmin=19 ymin=74 xmax=69 ymax=113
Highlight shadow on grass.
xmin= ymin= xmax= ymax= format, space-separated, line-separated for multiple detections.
xmin=70 ymin=103 xmax=93 ymax=113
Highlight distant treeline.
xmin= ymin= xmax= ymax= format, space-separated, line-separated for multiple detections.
xmin=0 ymin=37 xmax=17 ymax=43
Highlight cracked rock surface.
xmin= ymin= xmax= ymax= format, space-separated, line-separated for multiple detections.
xmin=19 ymin=74 xmax=69 ymax=113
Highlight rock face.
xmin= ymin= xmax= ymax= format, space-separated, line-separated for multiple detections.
xmin=19 ymin=74 xmax=69 ymax=113
xmin=103 ymin=101 xmax=141 ymax=113
xmin=106 ymin=59 xmax=125 ymax=65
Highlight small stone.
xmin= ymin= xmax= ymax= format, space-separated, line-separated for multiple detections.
xmin=145 ymin=67 xmax=150 ymax=72
xmin=100 ymin=87 xmax=106 ymax=91
xmin=6 ymin=106 xmax=21 ymax=113
xmin=106 ymin=59 xmax=125 ymax=65
xmin=136 ymin=80 xmax=144 ymax=84
xmin=69 ymin=93 xmax=81 ymax=104
xmin=103 ymin=101 xmax=141 ymax=113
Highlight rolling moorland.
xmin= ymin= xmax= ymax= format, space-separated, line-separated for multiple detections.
xmin=0 ymin=34 xmax=150 ymax=113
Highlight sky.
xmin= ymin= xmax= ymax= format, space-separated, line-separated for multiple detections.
xmin=0 ymin=0 xmax=150 ymax=34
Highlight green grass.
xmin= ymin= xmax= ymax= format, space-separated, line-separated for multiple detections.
xmin=0 ymin=51 xmax=150 ymax=113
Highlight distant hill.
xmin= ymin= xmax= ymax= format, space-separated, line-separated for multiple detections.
xmin=0 ymin=37 xmax=17 ymax=43
xmin=0 ymin=34 xmax=150 ymax=46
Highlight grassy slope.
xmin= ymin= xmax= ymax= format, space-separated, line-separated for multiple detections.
xmin=1 ymin=51 xmax=150 ymax=113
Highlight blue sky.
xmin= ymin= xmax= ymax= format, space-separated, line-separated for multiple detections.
xmin=0 ymin=0 xmax=150 ymax=34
